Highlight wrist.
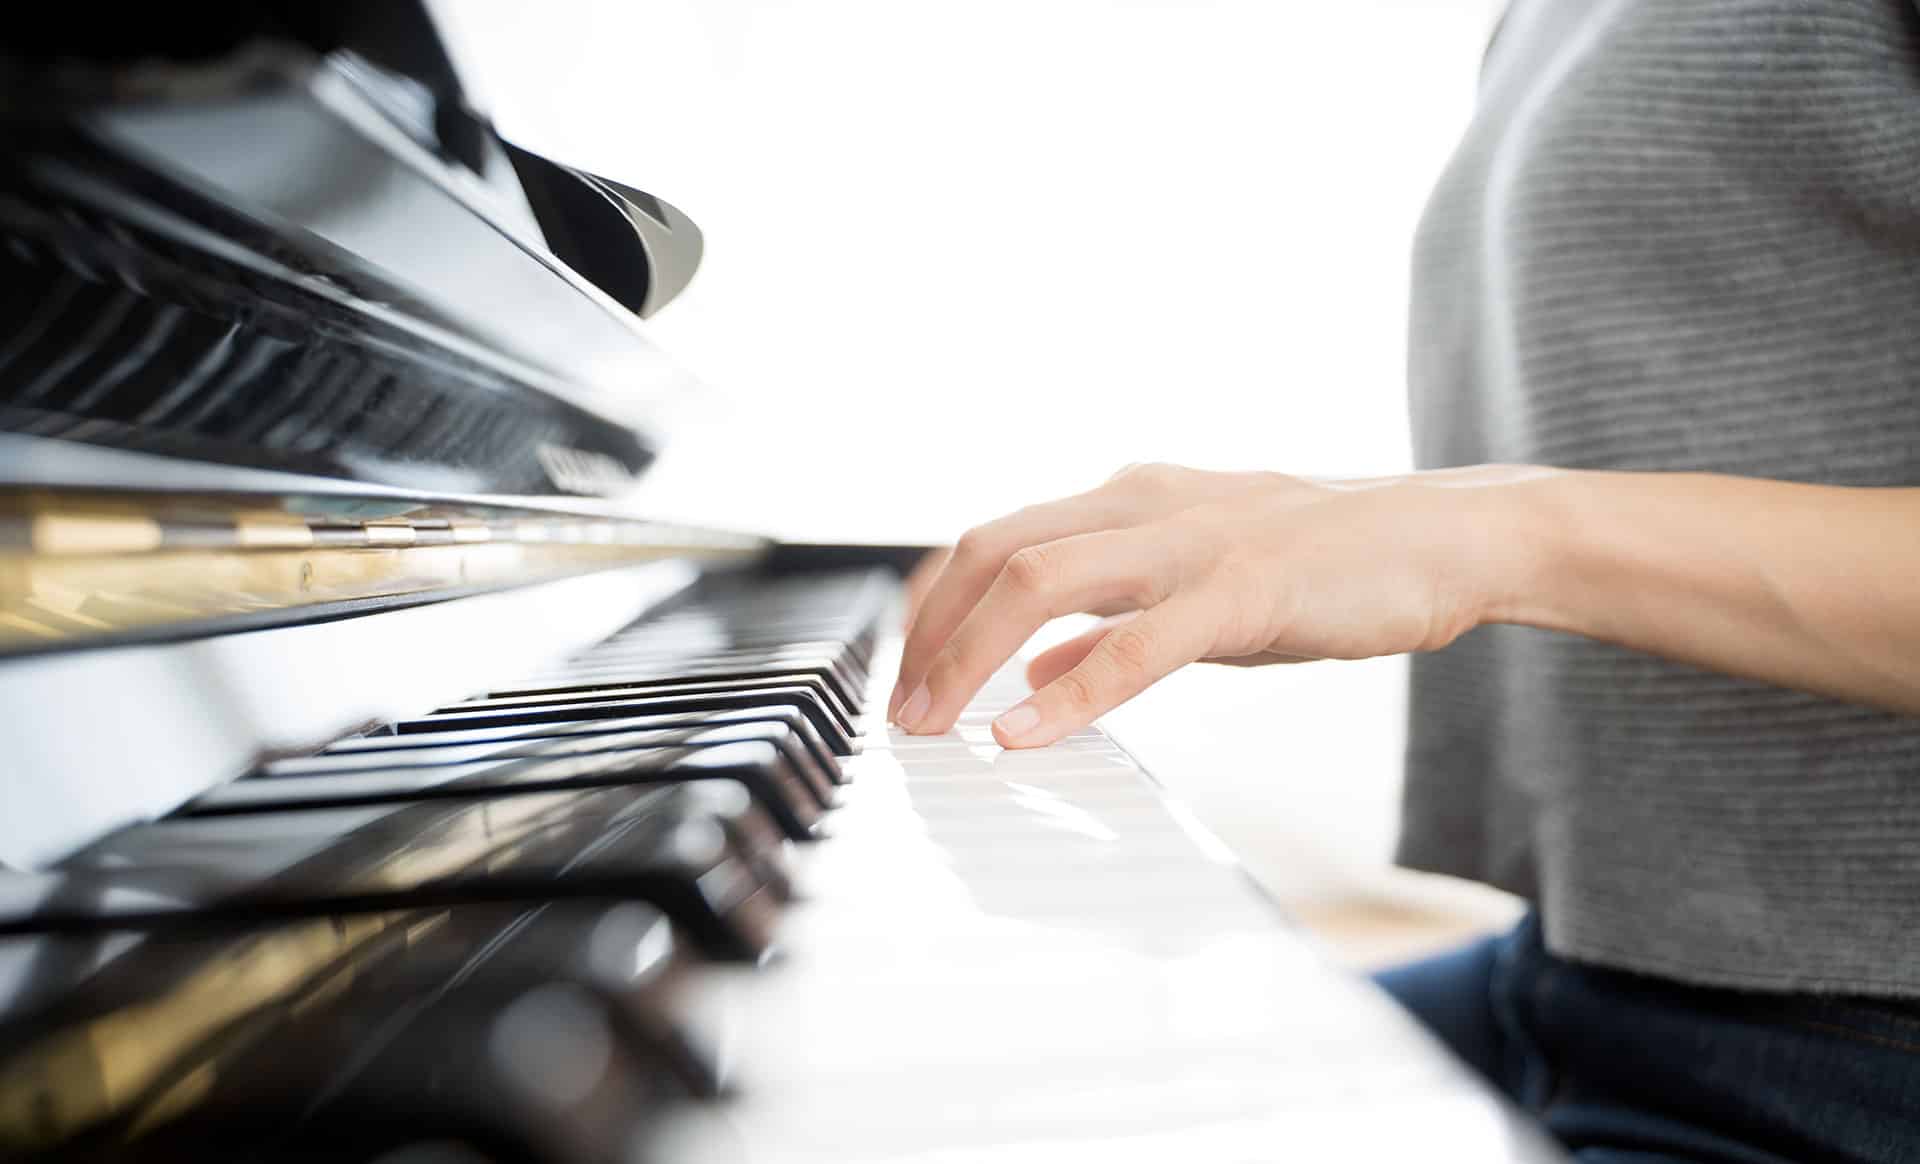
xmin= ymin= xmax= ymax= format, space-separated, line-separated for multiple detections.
xmin=1414 ymin=464 xmax=1581 ymax=633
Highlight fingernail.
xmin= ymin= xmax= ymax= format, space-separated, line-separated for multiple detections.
xmin=993 ymin=702 xmax=1042 ymax=743
xmin=897 ymin=682 xmax=931 ymax=730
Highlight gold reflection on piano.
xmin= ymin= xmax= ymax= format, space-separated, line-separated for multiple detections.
xmin=356 ymin=792 xmax=578 ymax=894
xmin=0 ymin=913 xmax=404 ymax=1152
xmin=362 ymin=520 xmax=418 ymax=546
xmin=121 ymin=1060 xmax=217 ymax=1142
xmin=0 ymin=792 xmax=608 ymax=1149
xmin=0 ymin=489 xmax=765 ymax=652
xmin=28 ymin=512 xmax=164 ymax=555
xmin=232 ymin=512 xmax=316 ymax=549
xmin=0 ymin=792 xmax=621 ymax=1148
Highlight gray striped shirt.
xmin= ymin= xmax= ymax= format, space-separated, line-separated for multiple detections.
xmin=1401 ymin=0 xmax=1920 ymax=994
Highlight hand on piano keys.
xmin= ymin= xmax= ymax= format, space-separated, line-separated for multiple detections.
xmin=888 ymin=462 xmax=1503 ymax=750
xmin=0 ymin=568 xmax=1563 ymax=1163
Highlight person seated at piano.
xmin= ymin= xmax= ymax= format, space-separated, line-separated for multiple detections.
xmin=889 ymin=2 xmax=1920 ymax=1161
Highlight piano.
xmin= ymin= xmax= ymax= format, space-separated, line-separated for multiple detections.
xmin=0 ymin=6 xmax=1568 ymax=1160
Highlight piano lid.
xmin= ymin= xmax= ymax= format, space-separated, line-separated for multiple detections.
xmin=0 ymin=1 xmax=707 ymax=499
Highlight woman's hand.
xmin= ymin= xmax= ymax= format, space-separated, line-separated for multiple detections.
xmin=889 ymin=462 xmax=1529 ymax=748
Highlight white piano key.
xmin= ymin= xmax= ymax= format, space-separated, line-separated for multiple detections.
xmin=669 ymin=631 xmax=1567 ymax=1163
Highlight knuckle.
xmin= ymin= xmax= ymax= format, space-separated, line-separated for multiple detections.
xmin=1205 ymin=547 xmax=1257 ymax=595
xmin=1101 ymin=623 xmax=1157 ymax=674
xmin=1002 ymin=544 xmax=1055 ymax=594
xmin=1050 ymin=667 xmax=1100 ymax=714
xmin=951 ymin=528 xmax=993 ymax=567
xmin=927 ymin=639 xmax=965 ymax=680
xmin=1109 ymin=461 xmax=1176 ymax=491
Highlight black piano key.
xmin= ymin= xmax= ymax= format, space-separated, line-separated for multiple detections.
xmin=325 ymin=705 xmax=845 ymax=784
xmin=261 ymin=719 xmax=839 ymax=812
xmin=284 ymin=976 xmax=685 ymax=1164
xmin=170 ymin=998 xmax=676 ymax=1164
xmin=475 ymin=671 xmax=862 ymax=734
xmin=402 ymin=685 xmax=858 ymax=760
xmin=0 ymin=903 xmax=716 ymax=1162
xmin=5 ymin=783 xmax=783 ymax=960
xmin=440 ymin=673 xmax=859 ymax=740
xmin=187 ymin=729 xmax=828 ymax=844
xmin=510 ymin=645 xmax=868 ymax=712
xmin=457 ymin=901 xmax=723 ymax=1097
xmin=0 ymin=917 xmax=419 ymax=1159
xmin=520 ymin=660 xmax=868 ymax=714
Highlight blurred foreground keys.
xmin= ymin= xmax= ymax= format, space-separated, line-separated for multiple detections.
xmin=0 ymin=902 xmax=713 ymax=1163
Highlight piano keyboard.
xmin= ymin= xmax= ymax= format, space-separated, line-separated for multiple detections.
xmin=0 ymin=567 xmax=1564 ymax=1162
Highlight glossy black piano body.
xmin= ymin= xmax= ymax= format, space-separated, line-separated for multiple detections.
xmin=2 ymin=1 xmax=705 ymax=498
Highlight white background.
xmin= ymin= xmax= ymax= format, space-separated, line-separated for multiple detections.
xmin=440 ymin=0 xmax=1508 ymax=907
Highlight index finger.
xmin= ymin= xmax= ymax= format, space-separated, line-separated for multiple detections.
xmin=889 ymin=489 xmax=1129 ymax=719
xmin=902 ymin=528 xmax=1178 ymax=735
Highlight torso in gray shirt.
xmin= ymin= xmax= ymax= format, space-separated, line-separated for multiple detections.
xmin=1402 ymin=0 xmax=1920 ymax=994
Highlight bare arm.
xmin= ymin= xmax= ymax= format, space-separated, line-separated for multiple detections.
xmin=890 ymin=463 xmax=1920 ymax=747
xmin=1490 ymin=469 xmax=1920 ymax=716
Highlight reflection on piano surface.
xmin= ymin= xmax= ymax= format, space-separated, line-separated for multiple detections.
xmin=0 ymin=5 xmax=1568 ymax=1161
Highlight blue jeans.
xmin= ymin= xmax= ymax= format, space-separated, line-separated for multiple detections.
xmin=1374 ymin=913 xmax=1920 ymax=1163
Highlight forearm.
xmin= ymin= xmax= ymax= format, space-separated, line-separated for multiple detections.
xmin=891 ymin=460 xmax=1920 ymax=746
xmin=1462 ymin=468 xmax=1920 ymax=715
